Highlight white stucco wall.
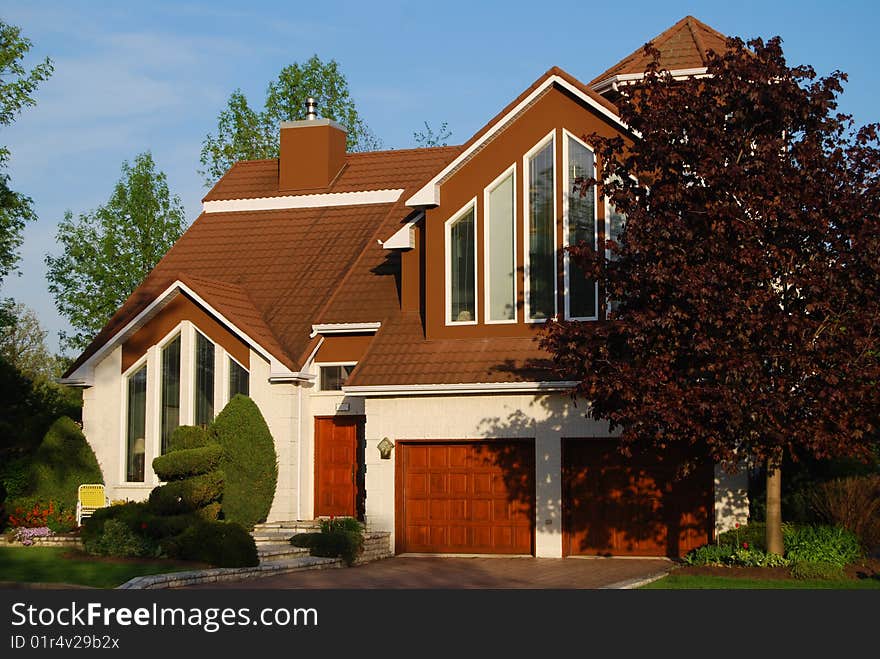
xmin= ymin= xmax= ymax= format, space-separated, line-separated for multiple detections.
xmin=714 ymin=464 xmax=749 ymax=535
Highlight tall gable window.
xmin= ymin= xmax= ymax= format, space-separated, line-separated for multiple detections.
xmin=160 ymin=334 xmax=181 ymax=454
xmin=564 ymin=132 xmax=598 ymax=320
xmin=446 ymin=201 xmax=477 ymax=324
xmin=485 ymin=166 xmax=516 ymax=322
xmin=126 ymin=365 xmax=147 ymax=482
xmin=524 ymin=132 xmax=556 ymax=321
xmin=194 ymin=331 xmax=215 ymax=426
xmin=228 ymin=357 xmax=249 ymax=398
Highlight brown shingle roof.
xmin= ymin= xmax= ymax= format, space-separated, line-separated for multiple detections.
xmin=590 ymin=16 xmax=730 ymax=87
xmin=347 ymin=312 xmax=559 ymax=387
xmin=204 ymin=146 xmax=462 ymax=202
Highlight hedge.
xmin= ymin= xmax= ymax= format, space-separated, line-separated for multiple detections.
xmin=152 ymin=444 xmax=223 ymax=482
xmin=147 ymin=471 xmax=224 ymax=515
xmin=212 ymin=395 xmax=277 ymax=529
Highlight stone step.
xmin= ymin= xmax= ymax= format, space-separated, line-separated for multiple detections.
xmin=257 ymin=544 xmax=311 ymax=562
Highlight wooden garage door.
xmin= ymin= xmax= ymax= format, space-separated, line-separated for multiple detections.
xmin=563 ymin=439 xmax=713 ymax=557
xmin=396 ymin=441 xmax=534 ymax=554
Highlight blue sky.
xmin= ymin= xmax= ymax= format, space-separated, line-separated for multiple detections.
xmin=3 ymin=0 xmax=878 ymax=354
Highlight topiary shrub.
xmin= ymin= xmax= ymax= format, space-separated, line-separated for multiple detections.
xmin=162 ymin=520 xmax=258 ymax=567
xmin=147 ymin=471 xmax=224 ymax=515
xmin=152 ymin=444 xmax=223 ymax=481
xmin=307 ymin=517 xmax=364 ymax=566
xmin=168 ymin=425 xmax=209 ymax=452
xmin=211 ymin=394 xmax=277 ymax=529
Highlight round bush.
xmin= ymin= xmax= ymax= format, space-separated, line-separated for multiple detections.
xmin=147 ymin=471 xmax=224 ymax=515
xmin=163 ymin=520 xmax=258 ymax=567
xmin=211 ymin=394 xmax=277 ymax=529
xmin=10 ymin=417 xmax=102 ymax=528
xmin=152 ymin=444 xmax=223 ymax=482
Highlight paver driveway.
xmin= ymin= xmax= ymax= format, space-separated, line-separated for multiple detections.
xmin=184 ymin=556 xmax=672 ymax=589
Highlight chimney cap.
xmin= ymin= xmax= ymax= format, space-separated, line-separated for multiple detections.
xmin=305 ymin=96 xmax=317 ymax=120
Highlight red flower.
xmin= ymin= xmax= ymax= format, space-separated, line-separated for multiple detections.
xmin=735 ymin=523 xmax=740 ymax=529
xmin=742 ymin=542 xmax=749 ymax=549
xmin=141 ymin=522 xmax=148 ymax=529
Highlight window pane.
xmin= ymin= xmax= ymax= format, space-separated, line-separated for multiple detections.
xmin=449 ymin=208 xmax=476 ymax=322
xmin=194 ymin=332 xmax=215 ymax=426
xmin=320 ymin=364 xmax=354 ymax=391
xmin=228 ymin=358 xmax=249 ymax=399
xmin=528 ymin=141 xmax=555 ymax=320
xmin=126 ymin=365 xmax=147 ymax=482
xmin=160 ymin=335 xmax=181 ymax=455
xmin=567 ymin=137 xmax=597 ymax=318
xmin=487 ymin=173 xmax=515 ymax=321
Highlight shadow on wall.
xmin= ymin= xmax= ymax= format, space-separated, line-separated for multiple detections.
xmin=474 ymin=386 xmax=715 ymax=558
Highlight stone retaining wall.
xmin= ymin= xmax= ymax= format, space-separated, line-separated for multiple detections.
xmin=2 ymin=535 xmax=83 ymax=549
xmin=356 ymin=532 xmax=392 ymax=565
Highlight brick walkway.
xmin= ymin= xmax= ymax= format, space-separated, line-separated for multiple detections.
xmin=183 ymin=556 xmax=672 ymax=589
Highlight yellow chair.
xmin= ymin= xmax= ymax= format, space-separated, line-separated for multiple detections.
xmin=76 ymin=484 xmax=109 ymax=526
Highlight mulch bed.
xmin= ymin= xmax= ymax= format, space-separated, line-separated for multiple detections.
xmin=60 ymin=550 xmax=209 ymax=569
xmin=675 ymin=557 xmax=880 ymax=581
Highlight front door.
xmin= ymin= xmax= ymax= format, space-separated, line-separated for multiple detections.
xmin=314 ymin=417 xmax=361 ymax=518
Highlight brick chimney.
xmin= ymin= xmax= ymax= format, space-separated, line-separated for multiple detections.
xmin=278 ymin=97 xmax=347 ymax=191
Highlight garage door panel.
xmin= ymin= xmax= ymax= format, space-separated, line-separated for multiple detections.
xmin=398 ymin=441 xmax=534 ymax=554
xmin=563 ymin=439 xmax=713 ymax=558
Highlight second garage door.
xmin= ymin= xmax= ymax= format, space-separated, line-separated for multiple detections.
xmin=563 ymin=439 xmax=713 ymax=557
xmin=396 ymin=441 xmax=535 ymax=554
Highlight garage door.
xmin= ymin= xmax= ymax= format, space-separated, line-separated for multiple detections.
xmin=563 ymin=439 xmax=713 ymax=557
xmin=396 ymin=441 xmax=534 ymax=554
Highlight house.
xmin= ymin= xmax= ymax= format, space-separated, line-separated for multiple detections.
xmin=62 ymin=16 xmax=748 ymax=558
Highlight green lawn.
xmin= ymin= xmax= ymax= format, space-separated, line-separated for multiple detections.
xmin=0 ymin=547 xmax=195 ymax=588
xmin=641 ymin=573 xmax=880 ymax=590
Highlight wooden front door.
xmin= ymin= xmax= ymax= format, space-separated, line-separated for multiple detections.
xmin=314 ymin=417 xmax=361 ymax=518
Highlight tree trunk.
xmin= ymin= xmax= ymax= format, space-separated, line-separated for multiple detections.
xmin=765 ymin=464 xmax=784 ymax=555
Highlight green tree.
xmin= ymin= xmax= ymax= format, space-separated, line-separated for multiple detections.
xmin=0 ymin=302 xmax=54 ymax=382
xmin=0 ymin=21 xmax=53 ymax=311
xmin=46 ymin=152 xmax=186 ymax=352
xmin=199 ymin=55 xmax=381 ymax=186
xmin=413 ymin=121 xmax=452 ymax=147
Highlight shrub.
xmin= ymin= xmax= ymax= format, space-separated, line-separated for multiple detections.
xmin=12 ymin=417 xmax=102 ymax=521
xmin=790 ymin=561 xmax=846 ymax=581
xmin=81 ymin=501 xmax=150 ymax=546
xmin=147 ymin=471 xmax=224 ymax=515
xmin=84 ymin=519 xmax=158 ymax=558
xmin=683 ymin=544 xmax=737 ymax=566
xmin=0 ymin=456 xmax=32 ymax=500
xmin=212 ymin=395 xmax=277 ymax=529
xmin=290 ymin=532 xmax=318 ymax=549
xmin=308 ymin=517 xmax=364 ymax=566
xmin=152 ymin=444 xmax=223 ymax=481
xmin=810 ymin=475 xmax=880 ymax=552
xmin=163 ymin=520 xmax=258 ymax=567
xmin=168 ymin=425 xmax=209 ymax=452
xmin=729 ymin=548 xmax=789 ymax=568
xmin=784 ymin=525 xmax=862 ymax=568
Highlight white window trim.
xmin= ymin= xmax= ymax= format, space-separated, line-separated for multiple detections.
xmin=483 ymin=163 xmax=518 ymax=325
xmin=444 ymin=198 xmax=479 ymax=326
xmin=193 ymin=328 xmax=217 ymax=426
xmin=562 ymin=129 xmax=600 ymax=322
xmin=523 ymin=130 xmax=558 ymax=324
xmin=120 ymin=354 xmax=149 ymax=486
xmin=315 ymin=361 xmax=357 ymax=395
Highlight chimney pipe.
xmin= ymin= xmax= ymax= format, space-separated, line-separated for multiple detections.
xmin=305 ymin=97 xmax=317 ymax=121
